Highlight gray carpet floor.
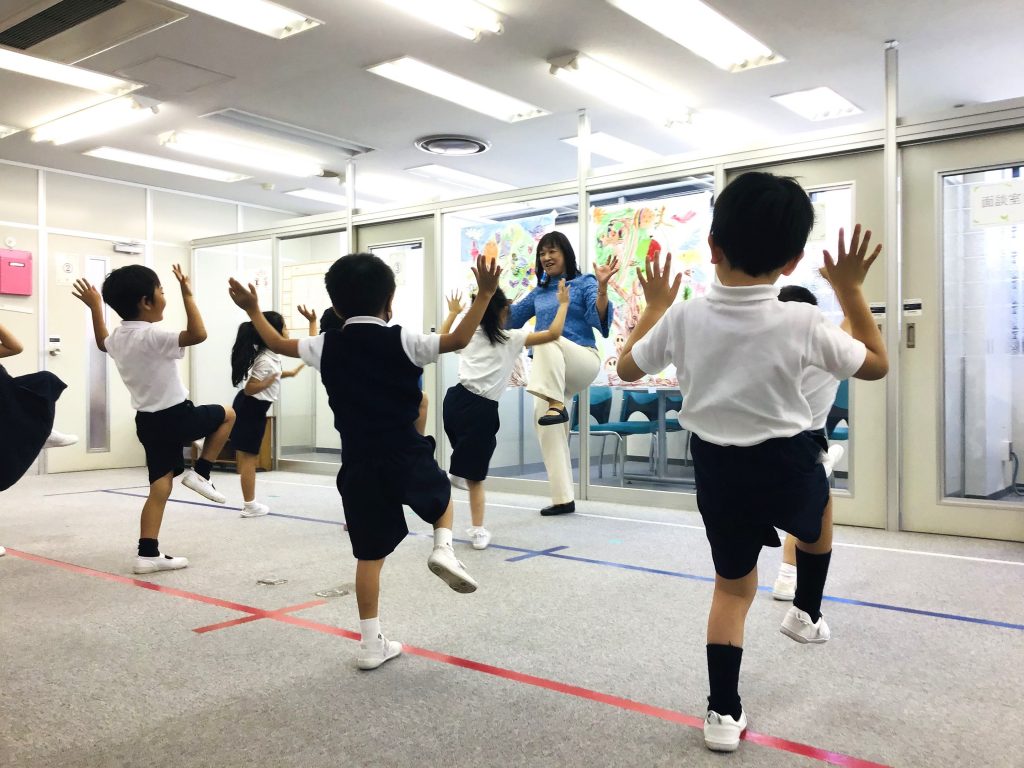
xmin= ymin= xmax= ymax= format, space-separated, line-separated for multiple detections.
xmin=2 ymin=468 xmax=1022 ymax=767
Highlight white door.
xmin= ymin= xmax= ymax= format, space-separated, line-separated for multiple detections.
xmin=901 ymin=130 xmax=1024 ymax=541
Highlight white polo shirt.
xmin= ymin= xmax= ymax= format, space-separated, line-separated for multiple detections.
xmin=244 ymin=350 xmax=283 ymax=403
xmin=631 ymin=283 xmax=866 ymax=446
xmin=457 ymin=327 xmax=531 ymax=401
xmin=104 ymin=321 xmax=188 ymax=413
xmin=803 ymin=366 xmax=841 ymax=431
xmin=297 ymin=316 xmax=440 ymax=371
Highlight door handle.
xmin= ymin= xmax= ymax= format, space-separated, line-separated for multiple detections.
xmin=906 ymin=322 xmax=916 ymax=349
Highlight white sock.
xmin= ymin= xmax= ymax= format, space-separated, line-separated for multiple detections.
xmin=779 ymin=562 xmax=797 ymax=579
xmin=243 ymin=499 xmax=258 ymax=507
xmin=434 ymin=528 xmax=453 ymax=548
xmin=360 ymin=617 xmax=381 ymax=645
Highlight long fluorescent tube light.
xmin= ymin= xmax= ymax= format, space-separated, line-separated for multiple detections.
xmin=367 ymin=57 xmax=548 ymax=123
xmin=168 ymin=0 xmax=321 ymax=38
xmin=771 ymin=87 xmax=862 ymax=121
xmin=32 ymin=98 xmax=157 ymax=146
xmin=0 ymin=47 xmax=141 ymax=95
xmin=285 ymin=188 xmax=348 ymax=207
xmin=563 ymin=132 xmax=661 ymax=164
xmin=405 ymin=164 xmax=513 ymax=192
xmin=549 ymin=53 xmax=690 ymax=128
xmin=354 ymin=173 xmax=443 ymax=203
xmin=379 ymin=0 xmax=502 ymax=40
xmin=161 ymin=131 xmax=324 ymax=176
xmin=608 ymin=0 xmax=782 ymax=72
xmin=84 ymin=147 xmax=251 ymax=182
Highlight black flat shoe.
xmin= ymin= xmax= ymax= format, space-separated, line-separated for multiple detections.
xmin=538 ymin=407 xmax=569 ymax=426
xmin=540 ymin=501 xmax=576 ymax=516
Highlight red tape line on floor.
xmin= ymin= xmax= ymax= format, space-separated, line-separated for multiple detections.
xmin=4 ymin=548 xmax=889 ymax=768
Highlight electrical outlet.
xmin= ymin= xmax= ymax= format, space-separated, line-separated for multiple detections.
xmin=1001 ymin=440 xmax=1013 ymax=462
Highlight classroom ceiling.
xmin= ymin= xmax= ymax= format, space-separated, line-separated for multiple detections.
xmin=0 ymin=0 xmax=1022 ymax=220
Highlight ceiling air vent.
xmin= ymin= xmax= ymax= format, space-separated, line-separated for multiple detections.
xmin=0 ymin=0 xmax=123 ymax=49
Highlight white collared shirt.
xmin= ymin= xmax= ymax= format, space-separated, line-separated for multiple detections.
xmin=457 ymin=327 xmax=531 ymax=401
xmin=296 ymin=316 xmax=440 ymax=371
xmin=244 ymin=350 xmax=283 ymax=402
xmin=104 ymin=321 xmax=188 ymax=412
xmin=631 ymin=283 xmax=865 ymax=446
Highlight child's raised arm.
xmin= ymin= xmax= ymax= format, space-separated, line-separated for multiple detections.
xmin=439 ymin=256 xmax=502 ymax=354
xmin=227 ymin=279 xmax=302 ymax=358
xmin=617 ymin=253 xmax=681 ymax=381
xmin=439 ymin=291 xmax=465 ymax=335
xmin=71 ymin=278 xmax=108 ymax=352
xmin=0 ymin=322 xmax=24 ymax=358
xmin=297 ymin=304 xmax=318 ymax=337
xmin=525 ymin=279 xmax=569 ymax=347
xmin=823 ymin=225 xmax=887 ymax=380
xmin=173 ymin=264 xmax=208 ymax=348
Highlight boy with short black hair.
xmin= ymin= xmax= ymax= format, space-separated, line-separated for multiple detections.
xmin=229 ymin=253 xmax=501 ymax=670
xmin=73 ymin=264 xmax=235 ymax=574
xmin=617 ymin=172 xmax=887 ymax=753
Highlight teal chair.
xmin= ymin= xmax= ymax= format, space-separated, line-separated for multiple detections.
xmin=569 ymin=386 xmax=623 ymax=481
xmin=827 ymin=380 xmax=850 ymax=440
xmin=594 ymin=390 xmax=663 ymax=476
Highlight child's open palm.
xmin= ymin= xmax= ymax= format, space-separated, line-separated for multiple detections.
xmin=823 ymin=225 xmax=881 ymax=291
xmin=447 ymin=290 xmax=465 ymax=315
xmin=471 ymin=255 xmax=502 ymax=296
xmin=637 ymin=252 xmax=681 ymax=311
xmin=228 ymin=278 xmax=260 ymax=313
xmin=297 ymin=304 xmax=317 ymax=323
xmin=72 ymin=278 xmax=102 ymax=309
xmin=172 ymin=264 xmax=193 ymax=296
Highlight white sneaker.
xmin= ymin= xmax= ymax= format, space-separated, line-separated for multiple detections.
xmin=133 ymin=553 xmax=189 ymax=574
xmin=467 ymin=527 xmax=492 ymax=550
xmin=240 ymin=502 xmax=270 ymax=518
xmin=182 ymin=470 xmax=226 ymax=503
xmin=357 ymin=634 xmax=403 ymax=670
xmin=44 ymin=429 xmax=78 ymax=448
xmin=427 ymin=545 xmax=478 ymax=593
xmin=772 ymin=573 xmax=796 ymax=601
xmin=704 ymin=709 xmax=747 ymax=752
xmin=448 ymin=474 xmax=469 ymax=491
xmin=820 ymin=444 xmax=845 ymax=478
xmin=0 ymin=546 xmax=6 ymax=557
xmin=780 ymin=606 xmax=831 ymax=644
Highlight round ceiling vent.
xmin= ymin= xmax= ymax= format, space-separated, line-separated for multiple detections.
xmin=415 ymin=135 xmax=490 ymax=156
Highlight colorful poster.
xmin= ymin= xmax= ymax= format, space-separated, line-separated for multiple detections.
xmin=593 ymin=192 xmax=713 ymax=386
xmin=458 ymin=212 xmax=557 ymax=300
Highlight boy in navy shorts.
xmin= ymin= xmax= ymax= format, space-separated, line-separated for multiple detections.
xmin=73 ymin=265 xmax=235 ymax=574
xmin=617 ymin=172 xmax=888 ymax=753
xmin=229 ymin=253 xmax=501 ymax=670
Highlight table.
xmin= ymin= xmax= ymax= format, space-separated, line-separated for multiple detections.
xmin=620 ymin=386 xmax=693 ymax=485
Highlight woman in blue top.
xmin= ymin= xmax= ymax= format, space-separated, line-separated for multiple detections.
xmin=507 ymin=231 xmax=618 ymax=515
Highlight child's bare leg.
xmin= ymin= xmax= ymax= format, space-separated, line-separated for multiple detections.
xmin=792 ymin=497 xmax=833 ymax=622
xmin=199 ymin=407 xmax=235 ymax=464
xmin=140 ymin=472 xmax=174 ymax=540
xmin=706 ymin=566 xmax=757 ymax=722
xmin=782 ymin=534 xmax=797 ymax=565
xmin=468 ymin=480 xmax=486 ymax=527
xmin=415 ymin=392 xmax=429 ymax=435
xmin=355 ymin=558 xmax=385 ymax=621
xmin=236 ymin=451 xmax=258 ymax=502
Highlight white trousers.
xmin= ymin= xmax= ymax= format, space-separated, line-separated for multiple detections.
xmin=527 ymin=339 xmax=602 ymax=504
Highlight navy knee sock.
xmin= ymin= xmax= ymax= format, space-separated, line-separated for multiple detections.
xmin=138 ymin=538 xmax=159 ymax=557
xmin=194 ymin=458 xmax=213 ymax=480
xmin=794 ymin=549 xmax=832 ymax=623
xmin=706 ymin=644 xmax=743 ymax=719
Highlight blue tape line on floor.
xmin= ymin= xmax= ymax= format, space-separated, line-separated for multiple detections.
xmin=506 ymin=545 xmax=569 ymax=562
xmin=96 ymin=489 xmax=1024 ymax=632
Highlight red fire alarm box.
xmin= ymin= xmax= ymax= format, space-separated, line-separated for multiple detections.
xmin=0 ymin=250 xmax=32 ymax=296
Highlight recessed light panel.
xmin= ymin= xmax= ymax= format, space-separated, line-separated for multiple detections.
xmin=0 ymin=47 xmax=141 ymax=95
xmin=170 ymin=0 xmax=321 ymax=38
xmin=405 ymin=164 xmax=513 ymax=192
xmin=563 ymin=132 xmax=661 ymax=164
xmin=378 ymin=0 xmax=502 ymax=40
xmin=771 ymin=87 xmax=862 ymax=121
xmin=32 ymin=98 xmax=157 ymax=146
xmin=161 ymin=131 xmax=325 ymax=177
xmin=285 ymin=188 xmax=348 ymax=207
xmin=84 ymin=147 xmax=251 ymax=182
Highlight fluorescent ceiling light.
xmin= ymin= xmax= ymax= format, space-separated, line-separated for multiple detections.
xmin=285 ymin=188 xmax=348 ymax=207
xmin=771 ymin=87 xmax=862 ymax=121
xmin=354 ymin=173 xmax=443 ymax=203
xmin=367 ymin=57 xmax=548 ymax=123
xmin=168 ymin=0 xmax=321 ymax=38
xmin=563 ymin=132 xmax=661 ymax=164
xmin=31 ymin=98 xmax=157 ymax=146
xmin=549 ymin=53 xmax=690 ymax=128
xmin=0 ymin=47 xmax=141 ymax=95
xmin=379 ymin=0 xmax=502 ymax=40
xmin=405 ymin=164 xmax=513 ymax=192
xmin=84 ymin=147 xmax=251 ymax=182
xmin=0 ymin=124 xmax=20 ymax=139
xmin=161 ymin=131 xmax=324 ymax=176
xmin=608 ymin=0 xmax=782 ymax=72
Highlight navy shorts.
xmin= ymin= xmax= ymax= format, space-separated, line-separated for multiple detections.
xmin=443 ymin=384 xmax=499 ymax=482
xmin=229 ymin=391 xmax=272 ymax=455
xmin=136 ymin=400 xmax=225 ymax=483
xmin=338 ymin=434 xmax=451 ymax=560
xmin=691 ymin=432 xmax=830 ymax=580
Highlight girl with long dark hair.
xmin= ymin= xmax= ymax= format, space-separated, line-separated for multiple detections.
xmin=228 ymin=306 xmax=315 ymax=516
xmin=505 ymin=231 xmax=619 ymax=516
xmin=441 ymin=280 xmax=570 ymax=547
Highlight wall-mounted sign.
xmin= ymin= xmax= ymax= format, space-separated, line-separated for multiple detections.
xmin=969 ymin=179 xmax=1024 ymax=228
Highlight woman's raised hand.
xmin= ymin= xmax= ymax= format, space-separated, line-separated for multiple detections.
xmin=593 ymin=255 xmax=621 ymax=286
xmin=556 ymin=278 xmax=570 ymax=304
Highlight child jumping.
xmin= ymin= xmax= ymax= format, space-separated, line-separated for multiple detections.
xmin=73 ymin=265 xmax=236 ymax=574
xmin=617 ymin=172 xmax=887 ymax=753
xmin=229 ymin=253 xmax=501 ymax=670
xmin=442 ymin=281 xmax=569 ymax=549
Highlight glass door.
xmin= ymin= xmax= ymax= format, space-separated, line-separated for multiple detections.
xmin=902 ymin=130 xmax=1024 ymax=541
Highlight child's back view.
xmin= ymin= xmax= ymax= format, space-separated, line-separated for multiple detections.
xmin=73 ymin=265 xmax=236 ymax=574
xmin=617 ymin=172 xmax=888 ymax=753
xmin=229 ymin=253 xmax=501 ymax=670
